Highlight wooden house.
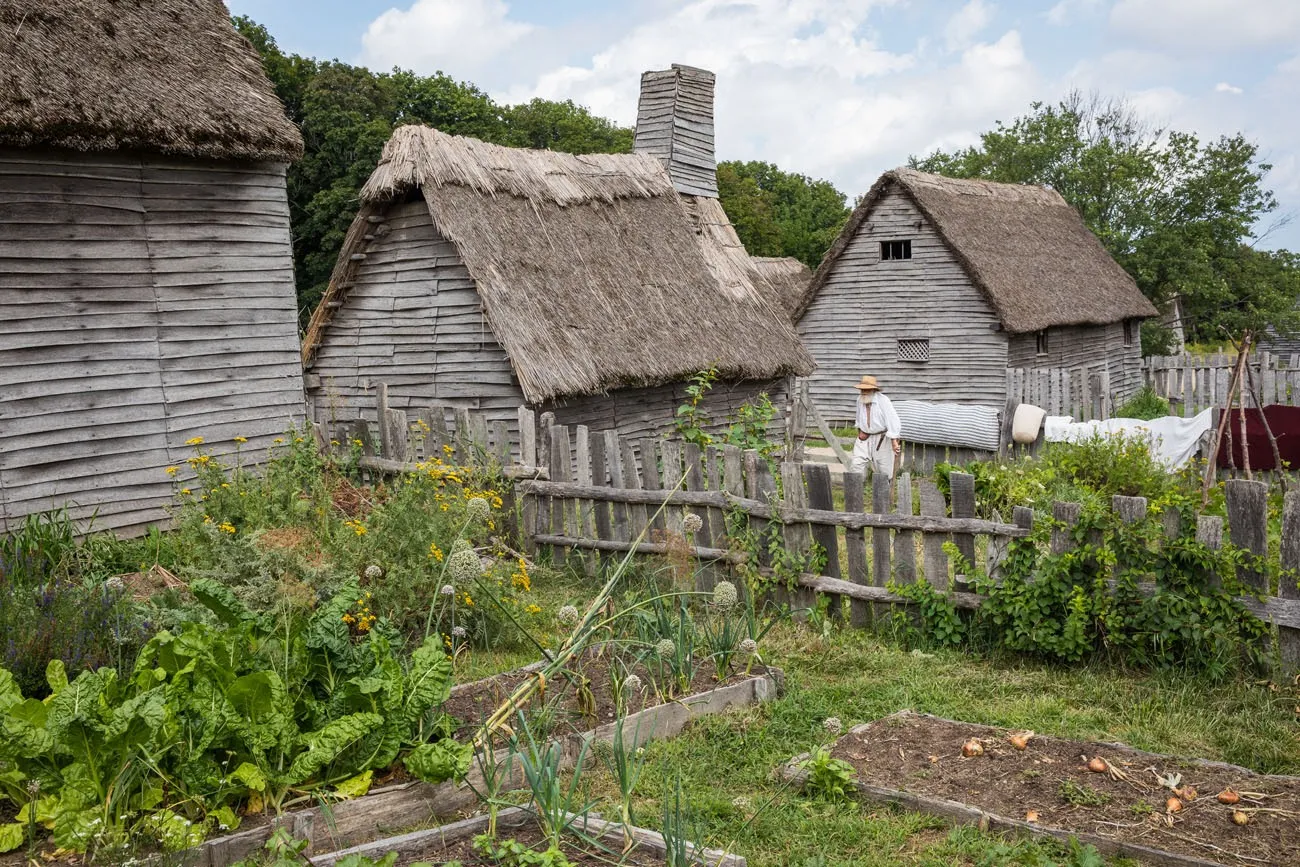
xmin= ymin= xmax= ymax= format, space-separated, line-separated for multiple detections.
xmin=303 ymin=66 xmax=812 ymax=441
xmin=0 ymin=0 xmax=307 ymax=534
xmin=796 ymin=168 xmax=1158 ymax=422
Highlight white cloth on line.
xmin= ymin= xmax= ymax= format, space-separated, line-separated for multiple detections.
xmin=1042 ymin=408 xmax=1215 ymax=469
xmin=893 ymin=401 xmax=1003 ymax=452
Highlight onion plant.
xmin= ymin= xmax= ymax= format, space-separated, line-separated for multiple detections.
xmin=601 ymin=714 xmax=649 ymax=851
xmin=514 ymin=712 xmax=593 ymax=850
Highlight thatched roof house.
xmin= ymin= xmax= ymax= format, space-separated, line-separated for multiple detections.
xmin=0 ymin=0 xmax=306 ymax=534
xmin=798 ymin=168 xmax=1157 ymax=421
xmin=304 ymin=66 xmax=812 ymax=440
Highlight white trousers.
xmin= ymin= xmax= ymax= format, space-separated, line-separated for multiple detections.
xmin=850 ymin=434 xmax=895 ymax=479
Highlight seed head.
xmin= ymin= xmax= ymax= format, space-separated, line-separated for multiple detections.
xmin=451 ymin=626 xmax=467 ymax=638
xmin=447 ymin=548 xmax=483 ymax=583
xmin=557 ymin=605 xmax=580 ymax=626
xmin=656 ymin=638 xmax=676 ymax=657
xmin=682 ymin=513 xmax=704 ymax=534
xmin=739 ymin=638 xmax=758 ymax=655
xmin=364 ymin=564 xmax=383 ymax=580
xmin=623 ymin=673 xmax=643 ymax=693
xmin=823 ymin=717 xmax=843 ymax=736
xmin=712 ymin=581 xmax=739 ymax=610
xmin=466 ymin=497 xmax=491 ymax=520
xmin=451 ymin=538 xmax=474 ymax=554
xmin=440 ymin=584 xmax=455 ymax=596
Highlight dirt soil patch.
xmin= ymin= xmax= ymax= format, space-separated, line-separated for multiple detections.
xmin=441 ymin=649 xmax=771 ymax=740
xmin=826 ymin=712 xmax=1300 ymax=866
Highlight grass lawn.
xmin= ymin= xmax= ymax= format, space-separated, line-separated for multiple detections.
xmin=448 ymin=572 xmax=1300 ymax=866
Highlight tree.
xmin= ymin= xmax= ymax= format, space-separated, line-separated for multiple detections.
xmin=911 ymin=91 xmax=1297 ymax=350
xmin=716 ymin=160 xmax=849 ymax=268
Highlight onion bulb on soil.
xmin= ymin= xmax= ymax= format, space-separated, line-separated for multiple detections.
xmin=1218 ymin=789 xmax=1240 ymax=805
xmin=1025 ymin=810 xmax=1040 ymax=823
xmin=1166 ymin=797 xmax=1184 ymax=814
xmin=1087 ymin=757 xmax=1108 ymax=773
xmin=1008 ymin=731 xmax=1034 ymax=750
xmin=1231 ymin=809 xmax=1251 ymax=826
xmin=1178 ymin=785 xmax=1198 ymax=802
xmin=962 ymin=739 xmax=984 ymax=757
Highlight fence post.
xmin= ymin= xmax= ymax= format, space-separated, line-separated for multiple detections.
xmin=804 ymin=463 xmax=841 ymax=619
xmin=1280 ymin=492 xmax=1300 ymax=674
xmin=605 ymin=431 xmax=631 ymax=572
xmin=621 ymin=438 xmax=648 ymax=545
xmin=1225 ymin=479 xmax=1269 ymax=593
xmin=780 ymin=462 xmax=815 ymax=612
xmin=916 ymin=479 xmax=948 ymax=590
xmin=948 ymin=472 xmax=977 ymax=578
xmin=518 ymin=407 xmax=537 ymax=468
xmin=640 ymin=438 xmax=665 ymax=534
xmin=1050 ymin=502 xmax=1081 ymax=555
xmin=548 ymin=424 xmax=572 ymax=568
xmin=893 ymin=472 xmax=916 ymax=584
xmin=843 ymin=471 xmax=870 ymax=627
xmin=573 ymin=426 xmax=595 ymax=575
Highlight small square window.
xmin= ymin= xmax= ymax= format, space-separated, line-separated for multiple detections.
xmin=1123 ymin=319 xmax=1136 ymax=347
xmin=880 ymin=239 xmax=912 ymax=261
xmin=1035 ymin=329 xmax=1050 ymax=356
xmin=898 ymin=338 xmax=930 ymax=362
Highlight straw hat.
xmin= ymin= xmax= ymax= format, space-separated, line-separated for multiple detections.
xmin=853 ymin=374 xmax=880 ymax=391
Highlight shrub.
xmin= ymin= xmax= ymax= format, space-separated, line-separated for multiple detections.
xmin=1115 ymin=386 xmax=1171 ymax=420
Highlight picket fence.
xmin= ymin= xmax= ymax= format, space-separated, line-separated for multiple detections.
xmin=1004 ymin=365 xmax=1118 ymax=421
xmin=333 ymin=388 xmax=1300 ymax=673
xmin=1143 ymin=352 xmax=1300 ymax=415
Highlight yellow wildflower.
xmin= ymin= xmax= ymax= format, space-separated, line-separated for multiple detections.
xmin=429 ymin=543 xmax=444 ymax=562
xmin=180 ymin=488 xmax=192 ymax=496
xmin=344 ymin=520 xmax=367 ymax=537
xmin=185 ymin=436 xmax=204 ymax=446
xmin=442 ymin=444 xmax=454 ymax=455
xmin=221 ymin=483 xmax=230 ymax=489
xmin=233 ymin=436 xmax=248 ymax=444
xmin=462 ymin=593 xmax=474 ymax=608
xmin=217 ymin=522 xmax=236 ymax=535
xmin=273 ymin=437 xmax=285 ymax=445
xmin=164 ymin=466 xmax=179 ymax=477
xmin=525 ymin=604 xmax=541 ymax=616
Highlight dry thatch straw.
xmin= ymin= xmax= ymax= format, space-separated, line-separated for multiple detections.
xmin=751 ymin=256 xmax=814 ymax=318
xmin=311 ymin=124 xmax=812 ymax=402
xmin=799 ymin=167 xmax=1157 ymax=332
xmin=0 ymin=0 xmax=303 ymax=162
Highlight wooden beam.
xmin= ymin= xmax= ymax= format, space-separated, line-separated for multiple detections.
xmin=533 ymin=534 xmax=743 ymax=563
xmin=514 ymin=479 xmax=1031 ymax=537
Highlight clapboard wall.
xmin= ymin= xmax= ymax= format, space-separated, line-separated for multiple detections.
xmin=0 ymin=148 xmax=306 ymax=535
xmin=1006 ymin=320 xmax=1144 ymax=405
xmin=306 ymin=196 xmax=787 ymax=442
xmin=797 ymin=186 xmax=1009 ymax=422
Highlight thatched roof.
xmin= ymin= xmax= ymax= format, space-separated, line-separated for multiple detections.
xmin=0 ymin=1 xmax=302 ymax=162
xmin=752 ymin=256 xmax=813 ymax=318
xmin=800 ymin=168 xmax=1157 ymax=333
xmin=306 ymin=125 xmax=812 ymax=403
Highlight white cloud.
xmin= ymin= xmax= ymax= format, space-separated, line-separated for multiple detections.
xmin=1045 ymin=0 xmax=1102 ymax=26
xmin=502 ymin=1 xmax=1037 ymax=198
xmin=359 ymin=0 xmax=533 ymax=75
xmin=945 ymin=0 xmax=994 ymax=51
xmin=1215 ymin=82 xmax=1243 ymax=94
xmin=1110 ymin=0 xmax=1300 ymax=52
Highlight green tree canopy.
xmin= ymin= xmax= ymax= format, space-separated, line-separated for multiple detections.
xmin=716 ymin=160 xmax=850 ymax=268
xmin=910 ymin=91 xmax=1297 ymax=350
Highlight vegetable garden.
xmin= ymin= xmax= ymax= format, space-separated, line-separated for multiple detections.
xmin=1 ymin=413 xmax=1298 ymax=866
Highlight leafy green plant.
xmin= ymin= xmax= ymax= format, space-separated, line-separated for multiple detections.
xmin=1058 ymin=779 xmax=1111 ymax=807
xmin=474 ymin=834 xmax=575 ymax=867
xmin=796 ymin=746 xmax=857 ymax=804
xmin=661 ymin=774 xmax=707 ymax=867
xmin=675 ymin=367 xmax=719 ymax=447
xmin=723 ymin=392 xmax=780 ymax=456
xmin=1115 ymin=385 xmax=1171 ymax=420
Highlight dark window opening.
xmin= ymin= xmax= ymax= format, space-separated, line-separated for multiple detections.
xmin=1036 ymin=329 xmax=1050 ymax=356
xmin=1123 ymin=319 xmax=1136 ymax=347
xmin=880 ymin=239 xmax=912 ymax=261
xmin=897 ymin=338 xmax=930 ymax=362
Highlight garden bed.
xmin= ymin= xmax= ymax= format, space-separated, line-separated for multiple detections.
xmin=781 ymin=711 xmax=1300 ymax=866
xmin=309 ymin=806 xmax=746 ymax=866
xmin=180 ymin=663 xmax=781 ymax=866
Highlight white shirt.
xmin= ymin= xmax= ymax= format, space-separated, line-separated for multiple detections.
xmin=856 ymin=393 xmax=901 ymax=440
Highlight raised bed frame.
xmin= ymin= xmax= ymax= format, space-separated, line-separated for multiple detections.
xmin=308 ymin=805 xmax=746 ymax=866
xmin=779 ymin=710 xmax=1299 ymax=867
xmin=183 ymin=665 xmax=782 ymax=866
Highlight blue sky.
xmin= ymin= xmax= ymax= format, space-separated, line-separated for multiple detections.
xmin=226 ymin=1 xmax=1300 ymax=250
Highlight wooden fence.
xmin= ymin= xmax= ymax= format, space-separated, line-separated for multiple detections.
xmin=1005 ymin=365 xmax=1116 ymax=421
xmin=1143 ymin=352 xmax=1300 ymax=415
xmin=327 ymin=391 xmax=1300 ymax=673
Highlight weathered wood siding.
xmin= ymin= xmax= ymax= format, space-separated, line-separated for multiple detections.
xmin=543 ymin=378 xmax=789 ymax=443
xmin=797 ymin=186 xmax=1008 ymax=422
xmin=0 ymin=148 xmax=305 ymax=535
xmin=633 ymin=65 xmax=718 ymax=198
xmin=1006 ymin=320 xmax=1143 ymax=404
xmin=306 ymin=197 xmax=525 ymax=424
